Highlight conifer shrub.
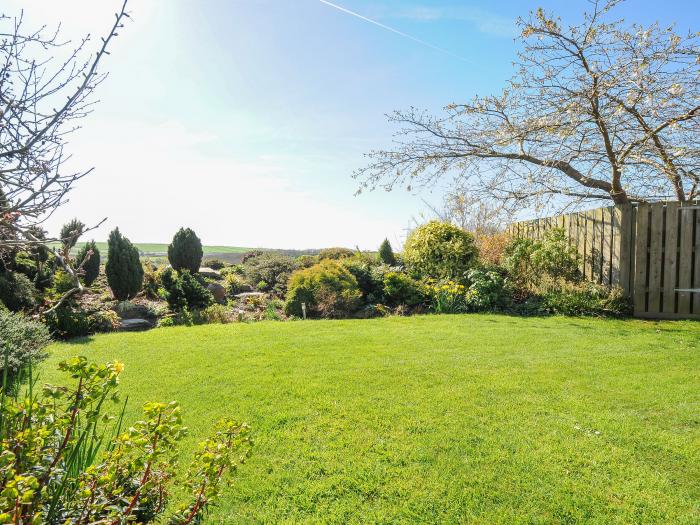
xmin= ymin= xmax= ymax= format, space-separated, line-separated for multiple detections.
xmin=377 ymin=238 xmax=397 ymax=265
xmin=76 ymin=240 xmax=100 ymax=285
xmin=161 ymin=268 xmax=213 ymax=311
xmin=105 ymin=228 xmax=143 ymax=301
xmin=168 ymin=227 xmax=204 ymax=273
xmin=0 ymin=270 xmax=37 ymax=311
xmin=59 ymin=218 xmax=85 ymax=252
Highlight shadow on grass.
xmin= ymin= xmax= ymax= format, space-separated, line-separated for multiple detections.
xmin=60 ymin=335 xmax=96 ymax=345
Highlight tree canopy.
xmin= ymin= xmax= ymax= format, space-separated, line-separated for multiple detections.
xmin=357 ymin=0 xmax=700 ymax=212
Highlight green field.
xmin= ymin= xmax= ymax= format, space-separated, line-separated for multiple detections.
xmin=44 ymin=315 xmax=700 ymax=524
xmin=63 ymin=241 xmax=252 ymax=255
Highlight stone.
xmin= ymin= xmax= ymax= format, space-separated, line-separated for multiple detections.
xmin=207 ymin=282 xmax=227 ymax=304
xmin=115 ymin=302 xmax=154 ymax=320
xmin=233 ymin=292 xmax=266 ymax=299
xmin=199 ymin=267 xmax=221 ymax=279
xmin=119 ymin=318 xmax=153 ymax=331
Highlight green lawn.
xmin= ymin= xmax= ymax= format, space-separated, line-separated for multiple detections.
xmin=44 ymin=315 xmax=700 ymax=524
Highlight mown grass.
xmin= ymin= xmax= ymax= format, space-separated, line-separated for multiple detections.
xmin=44 ymin=315 xmax=700 ymax=524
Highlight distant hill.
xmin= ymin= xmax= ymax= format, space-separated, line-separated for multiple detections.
xmin=57 ymin=242 xmax=321 ymax=265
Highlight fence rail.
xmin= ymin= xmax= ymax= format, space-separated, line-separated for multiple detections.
xmin=507 ymin=202 xmax=700 ymax=320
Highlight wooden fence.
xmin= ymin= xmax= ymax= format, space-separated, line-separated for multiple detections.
xmin=507 ymin=202 xmax=700 ymax=320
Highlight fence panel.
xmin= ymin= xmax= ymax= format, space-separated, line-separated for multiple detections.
xmin=508 ymin=201 xmax=699 ymax=320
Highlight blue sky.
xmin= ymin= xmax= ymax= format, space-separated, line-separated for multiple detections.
xmin=5 ymin=0 xmax=698 ymax=249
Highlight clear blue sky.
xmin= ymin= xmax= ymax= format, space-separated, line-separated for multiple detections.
xmin=5 ymin=0 xmax=698 ymax=248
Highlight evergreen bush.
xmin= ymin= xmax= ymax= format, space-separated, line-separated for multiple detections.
xmin=76 ymin=240 xmax=100 ymax=285
xmin=105 ymin=228 xmax=143 ymax=301
xmin=168 ymin=227 xmax=204 ymax=273
xmin=377 ymin=238 xmax=397 ymax=265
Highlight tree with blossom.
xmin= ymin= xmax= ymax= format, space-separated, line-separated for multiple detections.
xmin=356 ymin=0 xmax=700 ymax=212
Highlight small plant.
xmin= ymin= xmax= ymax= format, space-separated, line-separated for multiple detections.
xmin=105 ymin=228 xmax=144 ymax=301
xmin=0 ymin=357 xmax=252 ymax=524
xmin=168 ymin=227 xmax=204 ymax=273
xmin=428 ymin=280 xmax=468 ymax=314
xmin=75 ymin=240 xmax=101 ymax=285
xmin=224 ymin=273 xmax=248 ymax=298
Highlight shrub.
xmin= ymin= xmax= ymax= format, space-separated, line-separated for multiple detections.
xmin=203 ymin=258 xmax=227 ymax=270
xmin=51 ymin=269 xmax=75 ymax=296
xmin=142 ymin=260 xmax=163 ymax=299
xmin=382 ymin=271 xmax=424 ymax=307
xmin=161 ymin=268 xmax=213 ymax=311
xmin=244 ymin=253 xmax=297 ymax=295
xmin=318 ymin=247 xmax=355 ymax=260
xmin=464 ymin=267 xmax=509 ymax=311
xmin=0 ymin=310 xmax=50 ymax=390
xmin=295 ymin=254 xmax=318 ymax=268
xmin=220 ymin=264 xmax=245 ymax=277
xmin=403 ymin=221 xmax=478 ymax=280
xmin=0 ymin=356 xmax=252 ymax=524
xmin=168 ymin=227 xmax=204 ymax=273
xmin=241 ymin=250 xmax=263 ymax=263
xmin=285 ymin=260 xmax=362 ymax=318
xmin=539 ymin=279 xmax=631 ymax=317
xmin=59 ymin=218 xmax=85 ymax=252
xmin=0 ymin=270 xmax=37 ymax=311
xmin=377 ymin=238 xmax=397 ymax=265
xmin=43 ymin=306 xmax=91 ymax=339
xmin=342 ymin=255 xmax=385 ymax=303
xmin=196 ymin=304 xmax=232 ymax=324
xmin=475 ymin=232 xmax=511 ymax=266
xmin=76 ymin=240 xmax=100 ymax=285
xmin=225 ymin=273 xmax=248 ymax=297
xmin=106 ymin=228 xmax=144 ymax=301
xmin=503 ymin=228 xmax=580 ymax=288
xmin=532 ymin=229 xmax=580 ymax=281
xmin=13 ymin=251 xmax=37 ymax=279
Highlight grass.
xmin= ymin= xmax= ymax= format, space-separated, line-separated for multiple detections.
xmin=43 ymin=315 xmax=700 ymax=524
xmin=57 ymin=241 xmax=252 ymax=255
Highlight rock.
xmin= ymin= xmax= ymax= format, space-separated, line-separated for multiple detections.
xmin=119 ymin=318 xmax=153 ymax=331
xmin=234 ymin=292 xmax=266 ymax=300
xmin=207 ymin=282 xmax=227 ymax=304
xmin=115 ymin=302 xmax=154 ymax=320
xmin=199 ymin=267 xmax=221 ymax=279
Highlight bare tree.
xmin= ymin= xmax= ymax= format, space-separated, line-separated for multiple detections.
xmin=356 ymin=0 xmax=700 ymax=212
xmin=424 ymin=187 xmax=512 ymax=234
xmin=0 ymin=1 xmax=129 ymax=248
xmin=0 ymin=1 xmax=129 ymax=310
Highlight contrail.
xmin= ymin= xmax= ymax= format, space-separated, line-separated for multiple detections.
xmin=317 ymin=0 xmax=471 ymax=63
